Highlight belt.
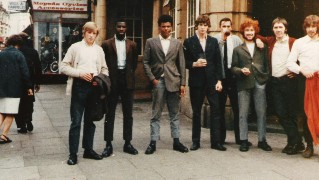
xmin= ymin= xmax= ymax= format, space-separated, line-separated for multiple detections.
xmin=271 ymin=75 xmax=289 ymax=81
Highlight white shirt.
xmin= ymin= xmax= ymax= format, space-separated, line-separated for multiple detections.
xmin=76 ymin=40 xmax=98 ymax=75
xmin=115 ymin=35 xmax=126 ymax=69
xmin=272 ymin=35 xmax=290 ymax=77
xmin=159 ymin=34 xmax=171 ymax=56
xmin=196 ymin=31 xmax=207 ymax=51
xmin=287 ymin=35 xmax=319 ymax=74
xmin=246 ymin=42 xmax=255 ymax=57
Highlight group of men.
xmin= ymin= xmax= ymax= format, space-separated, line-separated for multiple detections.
xmin=60 ymin=14 xmax=319 ymax=165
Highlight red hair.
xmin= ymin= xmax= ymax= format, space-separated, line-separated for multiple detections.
xmin=239 ymin=18 xmax=260 ymax=36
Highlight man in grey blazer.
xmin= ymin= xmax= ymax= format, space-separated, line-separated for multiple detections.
xmin=143 ymin=15 xmax=188 ymax=154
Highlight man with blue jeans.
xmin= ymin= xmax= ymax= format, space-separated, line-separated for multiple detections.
xmin=60 ymin=22 xmax=109 ymax=165
xmin=231 ymin=18 xmax=272 ymax=152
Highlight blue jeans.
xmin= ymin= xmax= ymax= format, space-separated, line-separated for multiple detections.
xmin=238 ymin=82 xmax=267 ymax=142
xmin=150 ymin=78 xmax=180 ymax=141
xmin=69 ymin=79 xmax=96 ymax=154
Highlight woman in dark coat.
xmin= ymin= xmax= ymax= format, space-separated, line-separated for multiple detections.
xmin=0 ymin=34 xmax=33 ymax=144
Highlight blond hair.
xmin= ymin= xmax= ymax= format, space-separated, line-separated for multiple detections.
xmin=82 ymin=22 xmax=99 ymax=37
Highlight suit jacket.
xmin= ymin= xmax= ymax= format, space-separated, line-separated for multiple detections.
xmin=256 ymin=35 xmax=295 ymax=74
xmin=231 ymin=43 xmax=269 ymax=91
xmin=101 ymin=37 xmax=138 ymax=90
xmin=143 ymin=36 xmax=186 ymax=92
xmin=183 ymin=35 xmax=222 ymax=88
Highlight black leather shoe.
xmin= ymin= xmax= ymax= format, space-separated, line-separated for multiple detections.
xmin=102 ymin=145 xmax=113 ymax=157
xmin=18 ymin=127 xmax=27 ymax=134
xmin=302 ymin=145 xmax=314 ymax=158
xmin=282 ymin=144 xmax=291 ymax=153
xmin=236 ymin=140 xmax=252 ymax=146
xmin=83 ymin=149 xmax=103 ymax=160
xmin=190 ymin=142 xmax=200 ymax=151
xmin=145 ymin=144 xmax=156 ymax=155
xmin=239 ymin=141 xmax=249 ymax=152
xmin=26 ymin=122 xmax=33 ymax=132
xmin=123 ymin=144 xmax=138 ymax=155
xmin=286 ymin=143 xmax=302 ymax=155
xmin=211 ymin=143 xmax=227 ymax=151
xmin=258 ymin=141 xmax=272 ymax=151
xmin=67 ymin=154 xmax=77 ymax=165
xmin=173 ymin=142 xmax=189 ymax=153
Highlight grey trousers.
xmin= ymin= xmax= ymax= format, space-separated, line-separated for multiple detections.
xmin=238 ymin=82 xmax=267 ymax=142
xmin=150 ymin=78 xmax=180 ymax=141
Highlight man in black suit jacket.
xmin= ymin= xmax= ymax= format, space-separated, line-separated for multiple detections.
xmin=183 ymin=15 xmax=225 ymax=151
xmin=101 ymin=19 xmax=139 ymax=157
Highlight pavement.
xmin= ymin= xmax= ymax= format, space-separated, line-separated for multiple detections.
xmin=1 ymin=84 xmax=319 ymax=180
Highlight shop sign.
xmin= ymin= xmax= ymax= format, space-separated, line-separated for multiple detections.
xmin=8 ymin=1 xmax=27 ymax=11
xmin=32 ymin=0 xmax=87 ymax=12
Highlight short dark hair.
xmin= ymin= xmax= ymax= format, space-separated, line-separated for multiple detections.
xmin=5 ymin=34 xmax=23 ymax=47
xmin=219 ymin=17 xmax=232 ymax=26
xmin=157 ymin=15 xmax=173 ymax=27
xmin=115 ymin=18 xmax=127 ymax=25
xmin=272 ymin=17 xmax=288 ymax=30
xmin=195 ymin=15 xmax=211 ymax=28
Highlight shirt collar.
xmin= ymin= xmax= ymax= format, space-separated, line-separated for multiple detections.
xmin=195 ymin=31 xmax=207 ymax=40
xmin=304 ymin=34 xmax=319 ymax=42
xmin=276 ymin=34 xmax=289 ymax=42
xmin=115 ymin=34 xmax=126 ymax=41
xmin=82 ymin=39 xmax=95 ymax=47
xmin=159 ymin=34 xmax=171 ymax=40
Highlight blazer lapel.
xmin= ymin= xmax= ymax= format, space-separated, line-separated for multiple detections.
xmin=125 ymin=39 xmax=130 ymax=56
xmin=241 ymin=43 xmax=252 ymax=57
xmin=154 ymin=37 xmax=165 ymax=55
xmin=111 ymin=38 xmax=117 ymax=55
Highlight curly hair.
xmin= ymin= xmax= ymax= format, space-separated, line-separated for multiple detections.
xmin=157 ymin=15 xmax=173 ymax=27
xmin=303 ymin=15 xmax=319 ymax=33
xmin=239 ymin=18 xmax=260 ymax=36
xmin=5 ymin=34 xmax=23 ymax=47
xmin=195 ymin=15 xmax=211 ymax=28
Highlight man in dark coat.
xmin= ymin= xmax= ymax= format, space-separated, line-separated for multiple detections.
xmin=101 ymin=19 xmax=139 ymax=157
xmin=15 ymin=32 xmax=42 ymax=133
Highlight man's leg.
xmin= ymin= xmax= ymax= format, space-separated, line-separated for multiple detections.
xmin=218 ymin=80 xmax=228 ymax=144
xmin=238 ymin=90 xmax=251 ymax=152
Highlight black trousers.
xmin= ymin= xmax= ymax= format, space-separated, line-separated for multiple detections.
xmin=297 ymin=76 xmax=313 ymax=146
xmin=15 ymin=94 xmax=34 ymax=128
xmin=104 ymin=70 xmax=134 ymax=142
xmin=219 ymin=75 xmax=239 ymax=143
xmin=270 ymin=76 xmax=301 ymax=145
xmin=190 ymin=85 xmax=221 ymax=144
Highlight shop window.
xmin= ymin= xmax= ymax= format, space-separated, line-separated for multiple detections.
xmin=187 ymin=0 xmax=200 ymax=37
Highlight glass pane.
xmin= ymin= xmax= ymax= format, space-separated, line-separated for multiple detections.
xmin=134 ymin=20 xmax=141 ymax=37
xmin=126 ymin=20 xmax=133 ymax=37
xmin=37 ymin=22 xmax=59 ymax=74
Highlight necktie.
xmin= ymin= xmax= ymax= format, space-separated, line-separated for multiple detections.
xmin=224 ymin=41 xmax=228 ymax=70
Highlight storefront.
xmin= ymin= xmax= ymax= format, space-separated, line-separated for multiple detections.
xmin=31 ymin=0 xmax=89 ymax=74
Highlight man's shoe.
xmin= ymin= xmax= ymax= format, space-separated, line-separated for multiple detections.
xmin=26 ymin=122 xmax=33 ymax=132
xmin=123 ymin=144 xmax=138 ymax=155
xmin=258 ymin=141 xmax=272 ymax=151
xmin=236 ymin=140 xmax=252 ymax=146
xmin=145 ymin=144 xmax=156 ymax=155
xmin=239 ymin=141 xmax=249 ymax=152
xmin=281 ymin=144 xmax=292 ymax=153
xmin=102 ymin=145 xmax=113 ymax=157
xmin=211 ymin=143 xmax=227 ymax=151
xmin=173 ymin=142 xmax=189 ymax=153
xmin=83 ymin=149 xmax=103 ymax=160
xmin=18 ymin=127 xmax=27 ymax=134
xmin=286 ymin=142 xmax=306 ymax=155
xmin=67 ymin=154 xmax=77 ymax=165
xmin=190 ymin=142 xmax=200 ymax=151
xmin=302 ymin=146 xmax=314 ymax=158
